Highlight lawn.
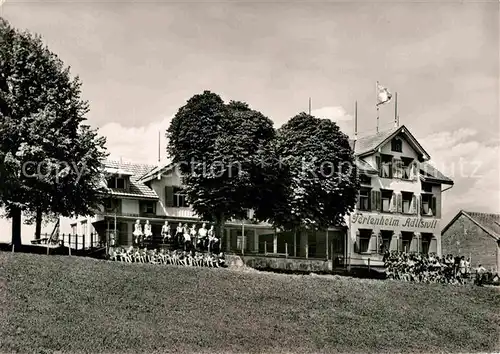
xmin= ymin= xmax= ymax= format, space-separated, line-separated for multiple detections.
xmin=0 ymin=252 xmax=499 ymax=354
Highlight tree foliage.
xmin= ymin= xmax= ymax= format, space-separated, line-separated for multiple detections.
xmin=263 ymin=112 xmax=359 ymax=231
xmin=0 ymin=18 xmax=108 ymax=244
xmin=166 ymin=91 xmax=276 ymax=237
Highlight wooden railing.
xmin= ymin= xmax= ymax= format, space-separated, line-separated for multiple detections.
xmin=33 ymin=232 xmax=104 ymax=251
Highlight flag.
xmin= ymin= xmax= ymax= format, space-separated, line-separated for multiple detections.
xmin=376 ymin=81 xmax=392 ymax=106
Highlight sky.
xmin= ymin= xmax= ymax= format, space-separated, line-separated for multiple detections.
xmin=0 ymin=0 xmax=499 ymax=242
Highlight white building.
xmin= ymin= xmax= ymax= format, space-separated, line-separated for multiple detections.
xmin=347 ymin=125 xmax=454 ymax=266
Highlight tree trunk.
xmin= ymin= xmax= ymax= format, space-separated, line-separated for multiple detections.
xmin=215 ymin=212 xmax=225 ymax=254
xmin=35 ymin=207 xmax=42 ymax=240
xmin=11 ymin=206 xmax=22 ymax=247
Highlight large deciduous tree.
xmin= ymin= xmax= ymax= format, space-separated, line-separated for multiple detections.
xmin=0 ymin=18 xmax=108 ymax=246
xmin=265 ymin=112 xmax=358 ymax=234
xmin=166 ymin=91 xmax=276 ymax=244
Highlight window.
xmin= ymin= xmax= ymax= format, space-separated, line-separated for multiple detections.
xmin=402 ymin=192 xmax=413 ymax=214
xmin=140 ymin=201 xmax=156 ymax=215
xmin=104 ymin=198 xmax=121 ymax=213
xmin=116 ymin=178 xmax=125 ymax=189
xmin=421 ymin=233 xmax=432 ymax=254
xmin=380 ymin=230 xmax=393 ymax=253
xmin=401 ymin=157 xmax=413 ymax=180
xmin=421 ymin=182 xmax=433 ymax=193
xmin=81 ymin=221 xmax=87 ymax=236
xmin=391 ymin=138 xmax=402 ymax=153
xmin=401 ymin=232 xmax=413 ymax=253
xmin=393 ymin=159 xmax=403 ymax=179
xmin=421 ymin=194 xmax=433 ymax=216
xmin=71 ymin=224 xmax=77 ymax=235
xmin=357 ymin=229 xmax=371 ymax=253
xmin=380 ymin=154 xmax=393 ymax=178
xmin=106 ymin=177 xmax=126 ymax=189
xmin=359 ymin=175 xmax=371 ymax=186
xmin=358 ymin=188 xmax=371 ymax=211
xmin=381 ymin=190 xmax=392 ymax=212
xmin=173 ymin=187 xmax=188 ymax=208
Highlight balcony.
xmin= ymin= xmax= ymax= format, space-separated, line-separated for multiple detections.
xmin=165 ymin=207 xmax=197 ymax=218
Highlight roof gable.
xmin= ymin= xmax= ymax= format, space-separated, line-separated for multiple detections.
xmin=139 ymin=159 xmax=174 ymax=183
xmin=442 ymin=210 xmax=500 ymax=241
xmin=103 ymin=160 xmax=158 ymax=200
xmin=353 ymin=125 xmax=430 ymax=160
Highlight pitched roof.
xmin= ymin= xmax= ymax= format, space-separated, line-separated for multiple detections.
xmin=356 ymin=158 xmax=378 ymax=174
xmin=420 ymin=162 xmax=454 ymax=185
xmin=442 ymin=210 xmax=500 ymax=241
xmin=351 ymin=125 xmax=430 ymax=160
xmin=138 ymin=159 xmax=174 ymax=183
xmin=350 ymin=126 xmax=452 ymax=185
xmin=103 ymin=160 xmax=158 ymax=200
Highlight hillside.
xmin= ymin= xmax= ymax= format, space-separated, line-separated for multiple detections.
xmin=1 ymin=252 xmax=499 ymax=353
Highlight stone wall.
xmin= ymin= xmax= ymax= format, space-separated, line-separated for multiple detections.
xmin=228 ymin=255 xmax=333 ymax=273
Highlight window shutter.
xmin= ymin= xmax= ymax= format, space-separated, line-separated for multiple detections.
xmin=411 ymin=195 xmax=417 ymax=214
xmin=390 ymin=233 xmax=398 ymax=251
xmin=390 ymin=192 xmax=397 ymax=212
xmin=429 ymin=237 xmax=437 ymax=253
xmin=376 ymin=191 xmax=381 ymax=211
xmin=355 ymin=231 xmax=360 ymax=253
xmin=165 ymin=186 xmax=174 ymax=207
xmin=418 ymin=194 xmax=422 ymax=216
xmin=356 ymin=193 xmax=360 ymax=210
xmin=397 ymin=193 xmax=402 ymax=213
xmin=376 ymin=156 xmax=381 ymax=177
xmin=392 ymin=158 xmax=397 ymax=178
xmin=412 ymin=161 xmax=418 ymax=181
xmin=369 ymin=232 xmax=376 ymax=252
xmin=398 ymin=237 xmax=403 ymax=252
xmin=371 ymin=190 xmax=377 ymax=211
xmin=431 ymin=196 xmax=437 ymax=217
xmin=410 ymin=234 xmax=417 ymax=252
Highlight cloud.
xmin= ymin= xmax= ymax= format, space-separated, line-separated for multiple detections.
xmin=98 ymin=114 xmax=174 ymax=165
xmin=420 ymin=128 xmax=500 ymax=223
xmin=311 ymin=106 xmax=354 ymax=137
xmin=311 ymin=106 xmax=353 ymax=122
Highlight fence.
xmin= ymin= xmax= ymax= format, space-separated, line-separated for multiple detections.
xmin=37 ymin=232 xmax=104 ymax=251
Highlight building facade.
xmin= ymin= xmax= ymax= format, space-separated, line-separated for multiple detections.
xmin=51 ymin=124 xmax=452 ymax=267
xmin=51 ymin=159 xmax=346 ymax=258
xmin=441 ymin=210 xmax=500 ymax=272
xmin=347 ymin=125 xmax=454 ymax=266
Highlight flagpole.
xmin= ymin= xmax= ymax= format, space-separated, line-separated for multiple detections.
xmin=376 ymin=81 xmax=379 ymax=133
xmin=354 ymin=101 xmax=358 ymax=141
xmin=394 ymin=92 xmax=398 ymax=127
xmin=308 ymin=97 xmax=311 ymax=115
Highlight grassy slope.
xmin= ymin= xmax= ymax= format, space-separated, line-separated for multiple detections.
xmin=0 ymin=252 xmax=499 ymax=354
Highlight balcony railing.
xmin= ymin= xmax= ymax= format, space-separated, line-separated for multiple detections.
xmin=96 ymin=207 xmax=198 ymax=219
xmin=165 ymin=207 xmax=197 ymax=218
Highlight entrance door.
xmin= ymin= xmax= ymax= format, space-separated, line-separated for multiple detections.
xmin=330 ymin=230 xmax=346 ymax=267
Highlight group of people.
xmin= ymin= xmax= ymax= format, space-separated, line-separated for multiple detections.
xmin=131 ymin=220 xmax=221 ymax=253
xmin=383 ymin=251 xmax=482 ymax=285
xmin=108 ymin=246 xmax=226 ymax=268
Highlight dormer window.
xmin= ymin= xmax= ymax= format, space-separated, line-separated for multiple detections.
xmin=107 ymin=176 xmax=126 ymax=189
xmin=391 ymin=138 xmax=402 ymax=153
